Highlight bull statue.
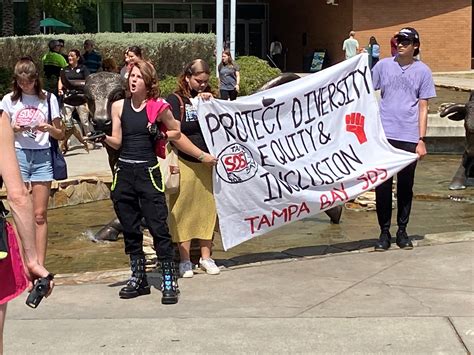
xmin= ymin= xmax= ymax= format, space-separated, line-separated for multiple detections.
xmin=81 ymin=72 xmax=124 ymax=241
xmin=439 ymin=91 xmax=474 ymax=190
xmin=84 ymin=72 xmax=124 ymax=172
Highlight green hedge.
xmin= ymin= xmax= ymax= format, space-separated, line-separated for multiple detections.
xmin=0 ymin=33 xmax=281 ymax=98
xmin=0 ymin=32 xmax=215 ymax=77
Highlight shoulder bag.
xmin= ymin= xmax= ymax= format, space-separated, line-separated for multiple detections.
xmin=47 ymin=93 xmax=68 ymax=180
xmin=157 ymin=93 xmax=185 ymax=194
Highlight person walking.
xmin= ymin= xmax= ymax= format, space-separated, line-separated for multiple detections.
xmin=57 ymin=49 xmax=91 ymax=152
xmin=104 ymin=60 xmax=181 ymax=304
xmin=342 ymin=30 xmax=359 ymax=59
xmin=165 ymin=59 xmax=220 ymax=279
xmin=0 ymin=105 xmax=54 ymax=354
xmin=1 ymin=57 xmax=64 ymax=265
xmin=218 ymin=49 xmax=240 ymax=101
xmin=371 ymin=27 xmax=436 ymax=251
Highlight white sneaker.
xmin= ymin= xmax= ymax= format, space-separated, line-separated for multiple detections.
xmin=179 ymin=261 xmax=194 ymax=278
xmin=199 ymin=258 xmax=220 ymax=275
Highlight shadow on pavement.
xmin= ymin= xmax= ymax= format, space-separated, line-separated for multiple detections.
xmin=216 ymin=235 xmax=425 ymax=268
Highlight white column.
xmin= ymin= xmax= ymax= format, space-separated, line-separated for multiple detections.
xmin=230 ymin=0 xmax=236 ymax=59
xmin=216 ymin=0 xmax=224 ymax=77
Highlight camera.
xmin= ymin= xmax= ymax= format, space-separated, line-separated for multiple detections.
xmin=149 ymin=122 xmax=158 ymax=137
xmin=149 ymin=123 xmax=167 ymax=141
xmin=26 ymin=274 xmax=54 ymax=308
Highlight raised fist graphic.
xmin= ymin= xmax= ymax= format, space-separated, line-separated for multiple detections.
xmin=345 ymin=112 xmax=367 ymax=144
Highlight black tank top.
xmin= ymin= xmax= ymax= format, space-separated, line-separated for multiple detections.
xmin=119 ymin=98 xmax=156 ymax=162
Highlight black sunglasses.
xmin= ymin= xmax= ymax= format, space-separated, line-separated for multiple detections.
xmin=397 ymin=39 xmax=413 ymax=46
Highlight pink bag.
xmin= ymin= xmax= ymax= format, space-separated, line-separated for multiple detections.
xmin=146 ymin=98 xmax=171 ymax=159
xmin=0 ymin=221 xmax=28 ymax=304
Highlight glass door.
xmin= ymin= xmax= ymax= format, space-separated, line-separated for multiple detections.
xmin=123 ymin=19 xmax=152 ymax=32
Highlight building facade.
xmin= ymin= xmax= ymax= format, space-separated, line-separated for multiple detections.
xmin=2 ymin=0 xmax=472 ymax=72
xmin=99 ymin=0 xmax=471 ymax=72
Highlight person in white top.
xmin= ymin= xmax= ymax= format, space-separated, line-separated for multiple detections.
xmin=0 ymin=57 xmax=64 ymax=265
xmin=342 ymin=30 xmax=360 ymax=59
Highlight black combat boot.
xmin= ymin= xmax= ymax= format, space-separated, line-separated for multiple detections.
xmin=119 ymin=256 xmax=151 ymax=299
xmin=160 ymin=261 xmax=179 ymax=305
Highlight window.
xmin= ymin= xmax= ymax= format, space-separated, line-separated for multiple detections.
xmin=191 ymin=5 xmax=215 ymax=19
xmin=154 ymin=4 xmax=191 ymax=19
xmin=123 ymin=4 xmax=153 ymax=19
xmin=156 ymin=23 xmax=171 ymax=33
xmin=238 ymin=5 xmax=265 ymax=20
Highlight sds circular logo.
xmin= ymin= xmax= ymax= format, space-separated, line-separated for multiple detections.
xmin=216 ymin=143 xmax=258 ymax=183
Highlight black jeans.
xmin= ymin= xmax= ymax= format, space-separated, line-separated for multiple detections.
xmin=220 ymin=89 xmax=238 ymax=101
xmin=111 ymin=160 xmax=174 ymax=261
xmin=375 ymin=139 xmax=418 ymax=232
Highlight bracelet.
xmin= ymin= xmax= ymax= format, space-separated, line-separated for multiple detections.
xmin=419 ymin=136 xmax=426 ymax=142
xmin=198 ymin=151 xmax=206 ymax=161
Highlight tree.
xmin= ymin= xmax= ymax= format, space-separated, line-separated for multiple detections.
xmin=27 ymin=0 xmax=42 ymax=35
xmin=27 ymin=0 xmax=96 ymax=34
xmin=2 ymin=0 xmax=14 ymax=37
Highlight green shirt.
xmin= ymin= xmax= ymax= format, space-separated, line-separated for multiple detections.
xmin=42 ymin=51 xmax=68 ymax=78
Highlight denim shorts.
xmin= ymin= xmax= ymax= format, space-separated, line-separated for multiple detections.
xmin=15 ymin=148 xmax=53 ymax=182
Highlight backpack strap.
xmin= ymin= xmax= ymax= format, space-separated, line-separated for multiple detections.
xmin=172 ymin=93 xmax=185 ymax=122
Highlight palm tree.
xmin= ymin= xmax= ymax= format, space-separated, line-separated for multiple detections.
xmin=27 ymin=0 xmax=42 ymax=35
xmin=2 ymin=0 xmax=14 ymax=36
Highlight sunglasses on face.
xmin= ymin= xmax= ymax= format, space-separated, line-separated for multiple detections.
xmin=397 ymin=39 xmax=413 ymax=47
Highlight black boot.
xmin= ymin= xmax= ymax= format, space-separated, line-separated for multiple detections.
xmin=119 ymin=256 xmax=151 ymax=299
xmin=374 ymin=230 xmax=391 ymax=251
xmin=160 ymin=261 xmax=179 ymax=305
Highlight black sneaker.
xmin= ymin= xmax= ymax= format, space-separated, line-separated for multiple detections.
xmin=396 ymin=229 xmax=413 ymax=250
xmin=374 ymin=231 xmax=391 ymax=251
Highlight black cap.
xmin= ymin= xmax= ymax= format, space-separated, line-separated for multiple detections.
xmin=396 ymin=27 xmax=420 ymax=56
xmin=396 ymin=27 xmax=420 ymax=43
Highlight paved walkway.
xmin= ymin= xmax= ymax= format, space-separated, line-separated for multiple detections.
xmin=433 ymin=71 xmax=474 ymax=91
xmin=3 ymin=71 xmax=474 ymax=354
xmin=5 ymin=240 xmax=474 ymax=353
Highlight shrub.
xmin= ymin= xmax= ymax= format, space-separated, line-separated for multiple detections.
xmin=235 ymin=56 xmax=281 ymax=96
xmin=0 ymin=32 xmax=215 ymax=98
xmin=0 ymin=32 xmax=215 ymax=77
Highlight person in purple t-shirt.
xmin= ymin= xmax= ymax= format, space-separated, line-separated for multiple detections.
xmin=371 ymin=27 xmax=436 ymax=251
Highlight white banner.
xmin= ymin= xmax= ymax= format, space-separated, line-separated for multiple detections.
xmin=197 ymin=54 xmax=417 ymax=250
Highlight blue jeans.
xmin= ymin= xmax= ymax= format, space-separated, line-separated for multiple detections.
xmin=15 ymin=148 xmax=53 ymax=182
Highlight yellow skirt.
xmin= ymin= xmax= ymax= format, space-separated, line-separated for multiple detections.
xmin=169 ymin=157 xmax=217 ymax=243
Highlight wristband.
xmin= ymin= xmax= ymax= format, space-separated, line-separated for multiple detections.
xmin=419 ymin=136 xmax=426 ymax=142
xmin=198 ymin=152 xmax=206 ymax=161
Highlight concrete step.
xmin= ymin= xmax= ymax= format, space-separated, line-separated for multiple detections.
xmin=427 ymin=113 xmax=465 ymax=137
